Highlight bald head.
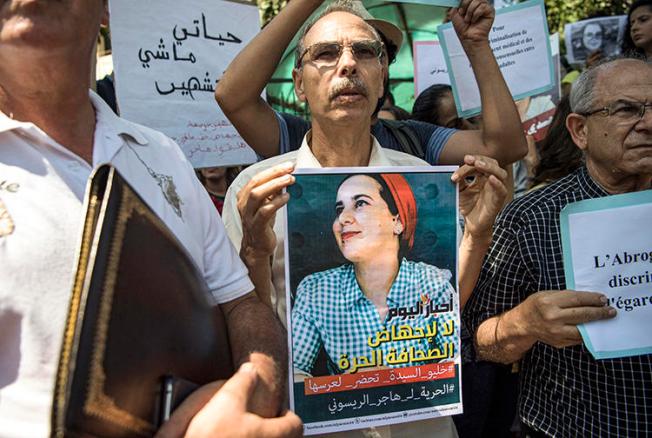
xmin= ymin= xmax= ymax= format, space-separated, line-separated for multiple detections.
xmin=570 ymin=58 xmax=652 ymax=114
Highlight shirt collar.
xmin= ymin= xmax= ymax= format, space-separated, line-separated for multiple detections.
xmin=296 ymin=130 xmax=392 ymax=168
xmin=0 ymin=91 xmax=149 ymax=148
xmin=577 ymin=165 xmax=611 ymax=199
xmin=89 ymin=91 xmax=148 ymax=146
xmin=342 ymin=258 xmax=416 ymax=310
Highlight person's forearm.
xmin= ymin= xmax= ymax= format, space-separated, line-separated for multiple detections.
xmin=221 ymin=293 xmax=288 ymax=418
xmin=464 ymin=42 xmax=528 ymax=166
xmin=241 ymin=249 xmax=274 ymax=308
xmin=458 ymin=230 xmax=492 ymax=309
xmin=217 ymin=0 xmax=319 ymax=104
xmin=475 ymin=305 xmax=537 ymax=364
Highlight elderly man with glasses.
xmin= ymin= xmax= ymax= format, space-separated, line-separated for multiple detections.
xmin=219 ymin=0 xmax=514 ymax=436
xmin=215 ymin=0 xmax=527 ymax=167
xmin=464 ymin=57 xmax=652 ymax=437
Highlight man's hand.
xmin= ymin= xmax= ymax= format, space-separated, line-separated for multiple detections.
xmin=586 ymin=50 xmax=603 ymax=68
xmin=476 ymin=290 xmax=617 ymax=363
xmin=449 ymin=0 xmax=495 ymax=46
xmin=237 ymin=162 xmax=295 ymax=263
xmin=452 ymin=154 xmax=508 ymax=240
xmin=156 ymin=364 xmax=303 ymax=438
xmin=513 ymin=290 xmax=617 ymax=349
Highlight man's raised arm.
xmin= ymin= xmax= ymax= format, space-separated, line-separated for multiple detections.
xmin=215 ymin=0 xmax=323 ymax=158
xmin=438 ymin=0 xmax=528 ymax=167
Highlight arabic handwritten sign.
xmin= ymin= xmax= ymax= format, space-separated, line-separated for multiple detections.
xmin=109 ymin=0 xmax=259 ymax=168
xmin=413 ymin=41 xmax=451 ymax=99
xmin=561 ymin=190 xmax=652 ymax=360
xmin=438 ymin=0 xmax=553 ymax=117
xmin=285 ymin=167 xmax=462 ymax=435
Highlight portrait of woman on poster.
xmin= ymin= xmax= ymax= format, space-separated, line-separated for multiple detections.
xmin=291 ymin=173 xmax=458 ymax=377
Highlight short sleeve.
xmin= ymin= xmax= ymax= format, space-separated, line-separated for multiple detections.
xmin=424 ymin=125 xmax=456 ymax=165
xmin=194 ymin=183 xmax=253 ymax=304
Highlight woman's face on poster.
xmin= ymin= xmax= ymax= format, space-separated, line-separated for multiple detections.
xmin=582 ymin=23 xmax=603 ymax=52
xmin=332 ymin=175 xmax=401 ymax=264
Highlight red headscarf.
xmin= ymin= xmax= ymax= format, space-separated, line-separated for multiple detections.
xmin=380 ymin=174 xmax=417 ymax=250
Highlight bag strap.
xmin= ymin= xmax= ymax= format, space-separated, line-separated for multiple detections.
xmin=381 ymin=119 xmax=425 ymax=160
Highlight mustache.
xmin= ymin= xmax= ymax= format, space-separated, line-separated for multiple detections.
xmin=328 ymin=77 xmax=368 ymax=100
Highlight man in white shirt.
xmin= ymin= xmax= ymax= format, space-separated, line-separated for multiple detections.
xmin=222 ymin=1 xmax=510 ymax=436
xmin=0 ymin=1 xmax=299 ymax=437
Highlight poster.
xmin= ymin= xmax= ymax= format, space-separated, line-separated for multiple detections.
xmin=414 ymin=41 xmax=451 ymax=99
xmin=284 ymin=167 xmax=462 ymax=435
xmin=520 ymin=33 xmax=561 ymax=141
xmin=564 ymin=16 xmax=627 ymax=66
xmin=109 ymin=0 xmax=259 ymax=168
xmin=560 ymin=190 xmax=652 ymax=360
xmin=438 ymin=0 xmax=553 ymax=117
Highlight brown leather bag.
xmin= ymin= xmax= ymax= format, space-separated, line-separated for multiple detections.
xmin=51 ymin=165 xmax=233 ymax=437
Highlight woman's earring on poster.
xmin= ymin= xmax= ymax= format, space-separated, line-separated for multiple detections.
xmin=394 ymin=218 xmax=404 ymax=235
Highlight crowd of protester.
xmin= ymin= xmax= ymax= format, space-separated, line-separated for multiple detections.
xmin=1 ymin=0 xmax=651 ymax=437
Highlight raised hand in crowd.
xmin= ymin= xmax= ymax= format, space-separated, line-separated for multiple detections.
xmin=235 ymin=162 xmax=295 ymax=307
xmin=452 ymin=154 xmax=509 ymax=308
xmin=156 ymin=363 xmax=302 ymax=438
xmin=448 ymin=0 xmax=495 ymax=45
xmin=585 ymin=49 xmax=604 ymax=68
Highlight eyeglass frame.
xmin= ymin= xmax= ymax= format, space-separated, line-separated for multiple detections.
xmin=578 ymin=100 xmax=652 ymax=123
xmin=295 ymin=39 xmax=385 ymax=69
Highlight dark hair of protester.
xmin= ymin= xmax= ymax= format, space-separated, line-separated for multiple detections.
xmin=411 ymin=84 xmax=453 ymax=125
xmin=622 ymin=0 xmax=652 ymax=57
xmin=530 ymin=96 xmax=583 ymax=188
xmin=378 ymin=105 xmax=411 ymax=121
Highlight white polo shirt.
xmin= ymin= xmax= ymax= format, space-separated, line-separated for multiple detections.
xmin=0 ymin=92 xmax=253 ymax=437
xmin=222 ymin=135 xmax=458 ymax=438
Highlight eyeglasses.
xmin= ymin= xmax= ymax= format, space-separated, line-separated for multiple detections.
xmin=580 ymin=100 xmax=652 ymax=123
xmin=296 ymin=40 xmax=384 ymax=68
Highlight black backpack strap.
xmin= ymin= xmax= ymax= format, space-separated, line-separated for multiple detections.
xmin=381 ymin=119 xmax=425 ymax=160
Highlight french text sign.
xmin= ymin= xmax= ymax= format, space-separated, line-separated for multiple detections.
xmin=561 ymin=190 xmax=652 ymax=359
xmin=438 ymin=0 xmax=553 ymax=117
xmin=109 ymin=0 xmax=259 ymax=168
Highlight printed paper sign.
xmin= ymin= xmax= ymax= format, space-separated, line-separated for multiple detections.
xmin=109 ymin=0 xmax=259 ymax=168
xmin=438 ymin=0 xmax=553 ymax=117
xmin=561 ymin=190 xmax=652 ymax=359
xmin=414 ymin=41 xmax=451 ymax=99
xmin=285 ymin=167 xmax=462 ymax=435
xmin=564 ymin=16 xmax=627 ymax=66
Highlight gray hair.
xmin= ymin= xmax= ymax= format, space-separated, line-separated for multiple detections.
xmin=569 ymin=56 xmax=651 ymax=114
xmin=294 ymin=0 xmax=381 ymax=69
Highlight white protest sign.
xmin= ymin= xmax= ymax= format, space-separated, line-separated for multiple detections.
xmin=109 ymin=0 xmax=259 ymax=168
xmin=564 ymin=16 xmax=627 ymax=66
xmin=414 ymin=41 xmax=451 ymax=98
xmin=561 ymin=190 xmax=652 ymax=359
xmin=438 ymin=0 xmax=553 ymax=117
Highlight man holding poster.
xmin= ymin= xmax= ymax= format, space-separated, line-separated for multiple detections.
xmin=222 ymin=0 xmax=510 ymax=435
xmin=465 ymin=57 xmax=652 ymax=437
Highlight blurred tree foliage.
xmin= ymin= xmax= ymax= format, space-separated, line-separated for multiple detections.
xmin=255 ymin=0 xmax=632 ymax=34
xmin=257 ymin=0 xmax=289 ymax=26
xmin=545 ymin=0 xmax=631 ymax=36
